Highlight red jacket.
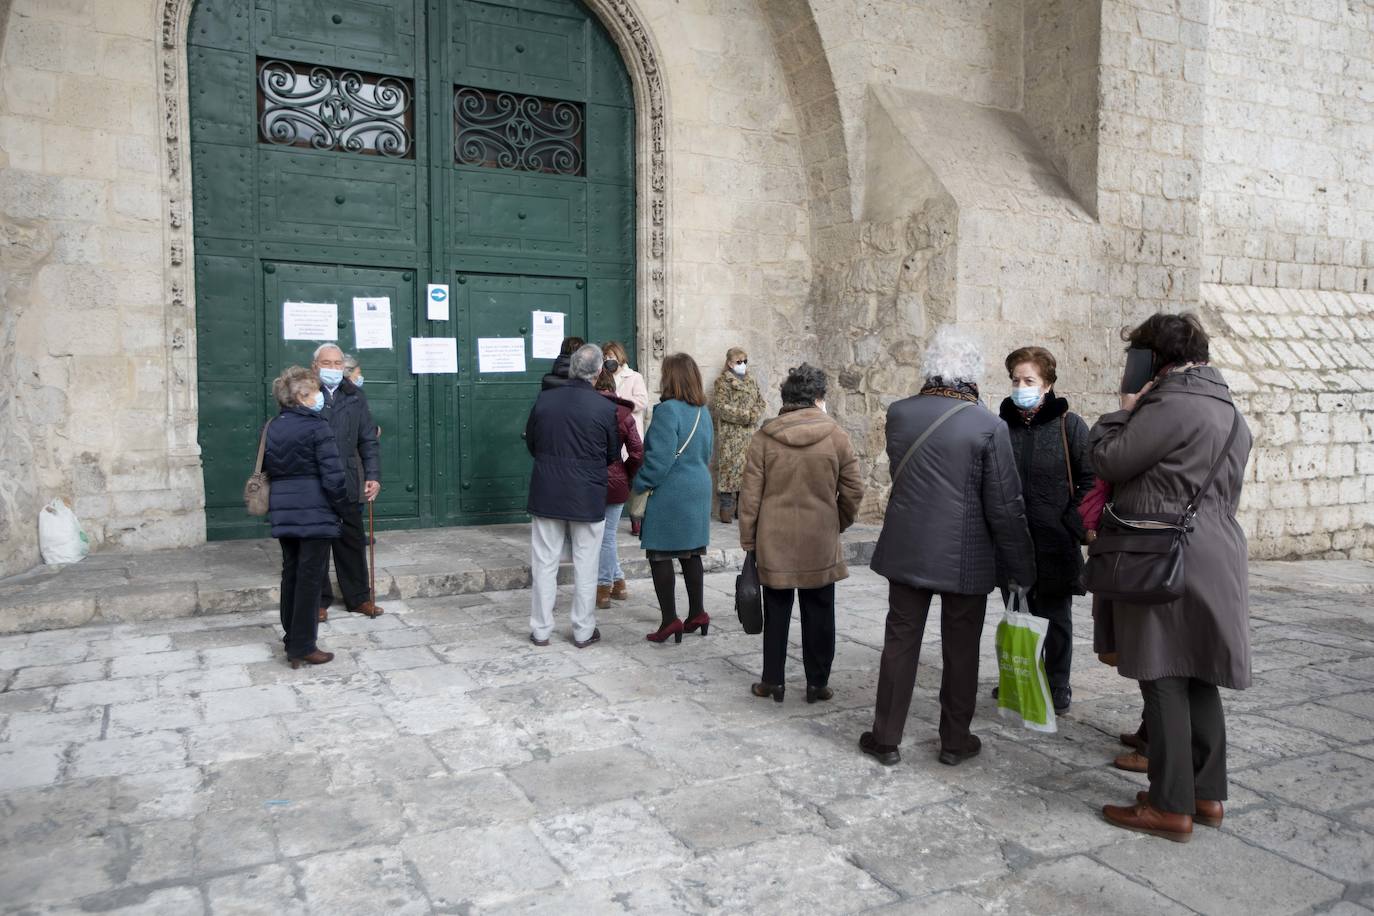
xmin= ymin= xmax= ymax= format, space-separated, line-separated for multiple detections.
xmin=600 ymin=390 xmax=644 ymax=505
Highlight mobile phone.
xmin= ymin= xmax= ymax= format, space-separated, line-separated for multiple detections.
xmin=1120 ymin=348 xmax=1156 ymax=394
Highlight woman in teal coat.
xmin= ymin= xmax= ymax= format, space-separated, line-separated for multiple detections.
xmin=634 ymin=353 xmax=714 ymax=643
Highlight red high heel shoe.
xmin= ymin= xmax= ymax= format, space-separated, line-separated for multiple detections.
xmin=683 ymin=612 xmax=710 ymax=636
xmin=646 ymin=619 xmax=684 ymax=643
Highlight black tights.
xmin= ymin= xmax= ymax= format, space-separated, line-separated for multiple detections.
xmin=650 ymin=556 xmax=704 ymax=626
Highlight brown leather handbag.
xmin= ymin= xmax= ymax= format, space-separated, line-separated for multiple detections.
xmin=243 ymin=419 xmax=274 ymax=516
xmin=1082 ymin=409 xmax=1240 ymax=605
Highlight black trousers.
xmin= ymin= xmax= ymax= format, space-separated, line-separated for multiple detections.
xmin=280 ymin=537 xmax=329 ymax=657
xmin=1002 ymin=589 xmax=1073 ymax=696
xmin=1140 ymin=676 xmax=1227 ymax=814
xmin=761 ymin=584 xmax=835 ymax=688
xmin=320 ymin=502 xmax=370 ymax=609
xmin=872 ymin=583 xmax=987 ymax=750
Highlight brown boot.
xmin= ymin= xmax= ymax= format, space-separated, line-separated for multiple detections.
xmin=596 ymin=585 xmax=612 ymax=609
xmin=1103 ymin=800 xmax=1192 ymax=842
xmin=1113 ymin=751 xmax=1149 ymax=773
xmin=718 ymin=492 xmax=735 ymax=524
xmin=347 ymin=600 xmax=385 ymax=618
xmin=1136 ymin=791 xmax=1223 ymax=827
xmin=609 ymin=579 xmax=629 ymax=601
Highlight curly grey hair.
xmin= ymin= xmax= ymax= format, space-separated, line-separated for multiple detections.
xmin=273 ymin=366 xmax=320 ymax=408
xmin=781 ymin=363 xmax=827 ymax=407
xmin=922 ymin=325 xmax=984 ymax=384
xmin=570 ymin=343 xmax=604 ymax=383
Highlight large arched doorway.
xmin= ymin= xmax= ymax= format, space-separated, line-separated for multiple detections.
xmin=188 ymin=0 xmax=636 ymax=538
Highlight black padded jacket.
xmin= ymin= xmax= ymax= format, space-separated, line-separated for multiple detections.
xmin=870 ymin=393 xmax=1036 ymax=595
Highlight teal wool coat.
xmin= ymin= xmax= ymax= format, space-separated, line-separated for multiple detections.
xmin=634 ymin=399 xmax=714 ymax=552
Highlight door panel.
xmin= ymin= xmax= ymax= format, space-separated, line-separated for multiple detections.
xmin=263 ymin=262 xmax=423 ymax=525
xmin=255 ymin=0 xmax=417 ymax=72
xmin=453 ymin=1 xmax=586 ymax=97
xmin=448 ymin=273 xmax=586 ymax=517
xmin=258 ymin=150 xmax=419 ymax=247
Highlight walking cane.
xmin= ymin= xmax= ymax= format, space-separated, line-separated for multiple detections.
xmin=368 ymin=498 xmax=376 ymax=606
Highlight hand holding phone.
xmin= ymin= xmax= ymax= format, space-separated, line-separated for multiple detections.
xmin=1120 ymin=348 xmax=1155 ymax=394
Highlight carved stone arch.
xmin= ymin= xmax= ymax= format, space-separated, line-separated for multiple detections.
xmin=156 ymin=0 xmax=671 ymax=433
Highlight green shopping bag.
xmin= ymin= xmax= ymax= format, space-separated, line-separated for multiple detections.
xmin=995 ymin=591 xmax=1057 ymax=733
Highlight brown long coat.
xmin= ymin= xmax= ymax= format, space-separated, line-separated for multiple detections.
xmin=737 ymin=407 xmax=865 ymax=589
xmin=1090 ymin=367 xmax=1253 ymax=689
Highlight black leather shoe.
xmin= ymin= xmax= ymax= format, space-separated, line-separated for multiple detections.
xmin=529 ymin=633 xmax=550 ymax=647
xmin=572 ymin=628 xmax=601 ymax=649
xmin=859 ymin=731 xmax=900 ymax=766
xmin=938 ymin=734 xmax=982 ymax=766
xmin=805 ymin=685 xmax=833 ymax=704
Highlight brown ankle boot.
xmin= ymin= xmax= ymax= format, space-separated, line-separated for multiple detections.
xmin=609 ymin=579 xmax=629 ymax=600
xmin=595 ymin=585 xmax=612 ymax=609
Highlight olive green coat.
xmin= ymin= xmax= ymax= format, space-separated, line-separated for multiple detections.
xmin=711 ymin=370 xmax=766 ymax=493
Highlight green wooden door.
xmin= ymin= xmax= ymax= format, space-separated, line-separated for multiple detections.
xmin=189 ymin=0 xmax=634 ymax=539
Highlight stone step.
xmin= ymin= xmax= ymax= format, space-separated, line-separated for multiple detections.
xmin=0 ymin=522 xmax=881 ymax=635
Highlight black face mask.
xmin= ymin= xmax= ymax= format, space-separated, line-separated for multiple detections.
xmin=604 ymin=358 xmax=620 ymax=373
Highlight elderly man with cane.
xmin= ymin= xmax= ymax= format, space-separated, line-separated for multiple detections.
xmin=312 ymin=344 xmax=384 ymax=620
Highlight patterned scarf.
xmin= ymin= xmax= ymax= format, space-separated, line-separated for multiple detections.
xmin=921 ymin=377 xmax=980 ymax=402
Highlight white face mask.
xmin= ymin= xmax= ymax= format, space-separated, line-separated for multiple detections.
xmin=731 ymin=362 xmax=747 ymax=377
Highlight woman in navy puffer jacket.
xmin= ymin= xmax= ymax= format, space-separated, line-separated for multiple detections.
xmin=262 ymin=366 xmax=350 ymax=667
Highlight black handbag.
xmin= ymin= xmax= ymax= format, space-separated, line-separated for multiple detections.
xmin=735 ymin=551 xmax=763 ymax=635
xmin=1082 ymin=409 xmax=1240 ymax=605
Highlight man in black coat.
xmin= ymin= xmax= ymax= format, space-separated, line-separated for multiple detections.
xmin=525 ymin=343 xmax=620 ymax=648
xmin=313 ymin=344 xmax=383 ymax=620
xmin=860 ymin=327 xmax=1036 ymax=769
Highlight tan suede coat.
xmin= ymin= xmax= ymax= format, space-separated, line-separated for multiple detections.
xmin=738 ymin=407 xmax=865 ymax=589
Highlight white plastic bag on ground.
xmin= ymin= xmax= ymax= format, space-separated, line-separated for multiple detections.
xmin=38 ymin=498 xmax=90 ymax=565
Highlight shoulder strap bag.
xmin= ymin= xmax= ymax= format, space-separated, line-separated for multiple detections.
xmin=1060 ymin=416 xmax=1089 ymax=546
xmin=891 ymin=401 xmax=972 ymax=486
xmin=1082 ymin=408 xmax=1241 ymax=605
xmin=243 ymin=418 xmax=275 ymax=516
xmin=626 ymin=407 xmax=702 ymax=520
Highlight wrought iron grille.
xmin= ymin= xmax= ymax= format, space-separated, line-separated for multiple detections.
xmin=257 ymin=58 xmax=414 ymax=159
xmin=453 ymin=87 xmax=585 ymax=176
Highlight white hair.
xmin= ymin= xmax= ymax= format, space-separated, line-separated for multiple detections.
xmin=570 ymin=343 xmax=604 ymax=382
xmin=312 ymin=343 xmax=343 ymax=362
xmin=922 ymin=325 xmax=984 ymax=383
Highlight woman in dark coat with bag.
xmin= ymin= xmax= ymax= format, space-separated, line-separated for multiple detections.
xmin=738 ymin=364 xmax=865 ymax=704
xmin=1092 ymin=313 xmax=1252 ymax=843
xmin=998 ymin=346 xmax=1096 ymax=714
xmin=263 ymin=366 xmax=350 ymax=668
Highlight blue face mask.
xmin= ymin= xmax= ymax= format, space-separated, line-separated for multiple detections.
xmin=308 ymin=391 xmax=325 ymax=412
xmin=319 ymin=367 xmax=344 ymax=387
xmin=353 ymin=376 xmax=363 ymax=388
xmin=1011 ymin=386 xmax=1042 ymax=409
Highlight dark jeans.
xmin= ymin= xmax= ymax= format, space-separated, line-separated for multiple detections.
xmin=761 ymin=584 xmax=836 ymax=688
xmin=1140 ymin=676 xmax=1227 ymax=814
xmin=872 ymin=583 xmax=987 ymax=750
xmin=280 ymin=537 xmax=329 ymax=657
xmin=320 ymin=502 xmax=370 ymax=609
xmin=1002 ymin=588 xmax=1074 ymax=697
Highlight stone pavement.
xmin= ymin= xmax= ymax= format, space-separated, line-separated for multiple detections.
xmin=1 ymin=561 xmax=1373 ymax=914
xmin=0 ymin=521 xmax=880 ymax=635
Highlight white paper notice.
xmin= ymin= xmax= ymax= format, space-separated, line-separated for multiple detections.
xmin=410 ymin=337 xmax=458 ymax=374
xmin=477 ymin=337 xmax=527 ymax=374
xmin=282 ymin=302 xmax=337 ymax=341
xmin=426 ymin=284 xmax=450 ymax=321
xmin=531 ymin=310 xmax=566 ymax=359
xmin=352 ymin=297 xmax=393 ymax=350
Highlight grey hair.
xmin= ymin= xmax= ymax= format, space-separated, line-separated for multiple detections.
xmin=272 ymin=366 xmax=320 ymax=408
xmin=343 ymin=353 xmax=359 ymax=372
xmin=312 ymin=343 xmax=343 ymax=362
xmin=570 ymin=343 xmax=604 ymax=382
xmin=921 ymin=325 xmax=984 ymax=384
